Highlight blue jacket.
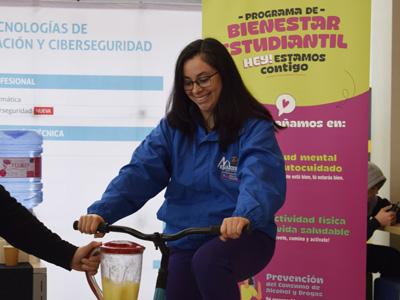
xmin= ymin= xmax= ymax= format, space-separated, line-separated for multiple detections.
xmin=88 ymin=117 xmax=286 ymax=249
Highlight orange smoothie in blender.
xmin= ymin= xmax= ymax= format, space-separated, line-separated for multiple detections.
xmin=102 ymin=276 xmax=140 ymax=300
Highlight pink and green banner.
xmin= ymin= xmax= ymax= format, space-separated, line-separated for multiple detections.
xmin=203 ymin=1 xmax=371 ymax=299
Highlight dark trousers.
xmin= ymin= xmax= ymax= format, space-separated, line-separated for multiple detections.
xmin=166 ymin=230 xmax=275 ymax=300
xmin=367 ymin=244 xmax=400 ymax=277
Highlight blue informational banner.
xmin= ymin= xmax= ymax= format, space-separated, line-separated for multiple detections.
xmin=0 ymin=5 xmax=201 ymax=300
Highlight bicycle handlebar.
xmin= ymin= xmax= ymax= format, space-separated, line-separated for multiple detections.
xmin=73 ymin=221 xmax=251 ymax=243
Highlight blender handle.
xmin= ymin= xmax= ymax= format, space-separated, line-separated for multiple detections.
xmin=85 ymin=247 xmax=103 ymax=300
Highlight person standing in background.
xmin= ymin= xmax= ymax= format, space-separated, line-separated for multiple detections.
xmin=367 ymin=162 xmax=400 ymax=277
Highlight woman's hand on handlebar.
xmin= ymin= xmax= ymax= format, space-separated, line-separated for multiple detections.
xmin=220 ymin=216 xmax=250 ymax=241
xmin=78 ymin=214 xmax=106 ymax=238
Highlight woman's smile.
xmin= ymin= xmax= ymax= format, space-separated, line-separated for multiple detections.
xmin=183 ymin=55 xmax=222 ymax=120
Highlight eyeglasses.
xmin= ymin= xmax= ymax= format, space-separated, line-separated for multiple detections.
xmin=183 ymin=72 xmax=218 ymax=91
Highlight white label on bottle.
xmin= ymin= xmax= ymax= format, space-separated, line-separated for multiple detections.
xmin=0 ymin=157 xmax=41 ymax=178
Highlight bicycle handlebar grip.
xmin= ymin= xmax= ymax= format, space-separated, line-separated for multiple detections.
xmin=97 ymin=222 xmax=110 ymax=233
xmin=243 ymin=223 xmax=252 ymax=234
xmin=73 ymin=220 xmax=79 ymax=230
xmin=209 ymin=225 xmax=221 ymax=235
xmin=209 ymin=223 xmax=252 ymax=235
xmin=72 ymin=220 xmax=110 ymax=234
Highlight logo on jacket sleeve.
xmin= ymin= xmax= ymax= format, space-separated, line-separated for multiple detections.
xmin=217 ymin=156 xmax=239 ymax=182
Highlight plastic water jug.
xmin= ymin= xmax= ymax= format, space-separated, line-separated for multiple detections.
xmin=0 ymin=130 xmax=43 ymax=209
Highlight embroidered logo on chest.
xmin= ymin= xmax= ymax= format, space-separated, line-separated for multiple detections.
xmin=217 ymin=156 xmax=239 ymax=182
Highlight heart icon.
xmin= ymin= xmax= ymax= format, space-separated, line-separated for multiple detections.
xmin=282 ymin=99 xmax=290 ymax=108
xmin=276 ymin=94 xmax=296 ymax=116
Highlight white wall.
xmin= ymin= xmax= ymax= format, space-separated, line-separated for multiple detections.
xmin=370 ymin=0 xmax=392 ymax=196
xmin=369 ymin=0 xmax=393 ymax=244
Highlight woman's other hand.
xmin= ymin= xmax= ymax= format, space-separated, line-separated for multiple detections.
xmin=220 ymin=216 xmax=250 ymax=241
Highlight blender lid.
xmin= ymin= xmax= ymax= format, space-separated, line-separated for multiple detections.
xmin=101 ymin=240 xmax=145 ymax=254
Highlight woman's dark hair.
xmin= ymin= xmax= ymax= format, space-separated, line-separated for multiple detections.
xmin=166 ymin=37 xmax=280 ymax=151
